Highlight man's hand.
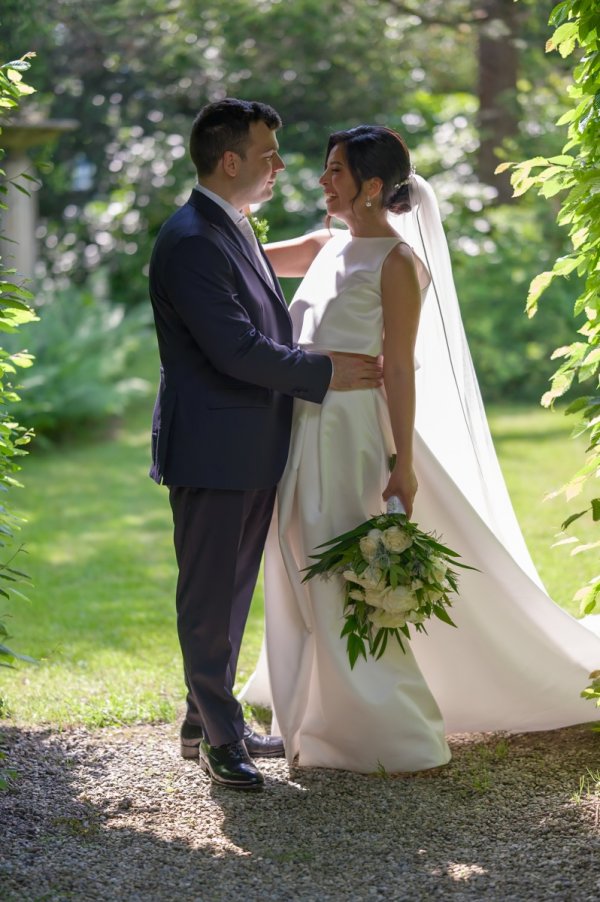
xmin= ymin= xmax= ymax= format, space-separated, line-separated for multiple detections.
xmin=327 ymin=352 xmax=383 ymax=391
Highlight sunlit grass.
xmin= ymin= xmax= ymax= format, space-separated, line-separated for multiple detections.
xmin=0 ymin=387 xmax=595 ymax=727
xmin=487 ymin=404 xmax=596 ymax=614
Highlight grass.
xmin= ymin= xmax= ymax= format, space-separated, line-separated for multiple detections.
xmin=0 ymin=373 xmax=597 ymax=728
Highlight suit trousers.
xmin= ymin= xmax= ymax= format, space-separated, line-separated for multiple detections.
xmin=169 ymin=485 xmax=276 ymax=747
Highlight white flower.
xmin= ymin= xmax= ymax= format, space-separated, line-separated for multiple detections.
xmin=348 ymin=588 xmax=365 ymax=602
xmin=380 ymin=585 xmax=417 ymax=615
xmin=381 ymin=526 xmax=413 ymax=554
xmin=423 ymin=588 xmax=444 ymax=604
xmin=368 ymin=608 xmax=407 ymax=629
xmin=406 ymin=610 xmax=426 ymax=624
xmin=359 ymin=530 xmax=381 ymax=562
xmin=429 ymin=557 xmax=448 ymax=582
xmin=411 ymin=579 xmax=423 ymax=590
xmin=343 ymin=567 xmax=383 ymax=590
xmin=363 ymin=584 xmax=418 ymax=615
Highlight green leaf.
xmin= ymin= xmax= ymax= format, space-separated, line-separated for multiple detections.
xmin=340 ymin=617 xmax=356 ymax=638
xmin=347 ymin=633 xmax=367 ymax=670
xmin=526 ymin=272 xmax=555 ymax=315
xmin=592 ymin=499 xmax=600 ymax=522
xmin=432 ymin=604 xmax=457 ymax=628
xmin=561 ymin=509 xmax=588 ymax=530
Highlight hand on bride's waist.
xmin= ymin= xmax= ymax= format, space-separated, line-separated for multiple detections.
xmin=325 ymin=350 xmax=383 ymax=391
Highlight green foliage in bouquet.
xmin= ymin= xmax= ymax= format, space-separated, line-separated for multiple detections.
xmin=303 ymin=513 xmax=475 ymax=669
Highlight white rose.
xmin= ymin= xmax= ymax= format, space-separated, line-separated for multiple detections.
xmin=364 ymin=587 xmax=389 ymax=609
xmin=343 ymin=566 xmax=384 ymax=591
xmin=368 ymin=608 xmax=407 ymax=629
xmin=423 ymin=588 xmax=444 ymax=604
xmin=380 ymin=585 xmax=417 ymax=615
xmin=429 ymin=557 xmax=448 ymax=582
xmin=359 ymin=533 xmax=380 ymax=562
xmin=411 ymin=579 xmax=423 ymax=590
xmin=406 ymin=610 xmax=426 ymax=624
xmin=381 ymin=526 xmax=413 ymax=554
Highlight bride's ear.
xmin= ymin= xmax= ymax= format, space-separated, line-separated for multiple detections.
xmin=364 ymin=177 xmax=383 ymax=201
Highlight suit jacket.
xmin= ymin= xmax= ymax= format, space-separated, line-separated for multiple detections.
xmin=148 ymin=190 xmax=332 ymax=489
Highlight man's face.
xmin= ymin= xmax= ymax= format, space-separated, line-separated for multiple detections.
xmin=233 ymin=120 xmax=285 ymax=207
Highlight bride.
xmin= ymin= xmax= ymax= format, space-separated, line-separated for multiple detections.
xmin=241 ymin=125 xmax=600 ymax=774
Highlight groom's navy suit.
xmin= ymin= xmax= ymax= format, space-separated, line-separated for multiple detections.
xmin=149 ymin=189 xmax=331 ymax=745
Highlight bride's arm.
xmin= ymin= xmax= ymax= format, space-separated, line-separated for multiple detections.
xmin=380 ymin=245 xmax=422 ymax=519
xmin=264 ymin=229 xmax=332 ymax=278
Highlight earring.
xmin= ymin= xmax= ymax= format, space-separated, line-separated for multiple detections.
xmin=365 ymin=198 xmax=372 ymax=208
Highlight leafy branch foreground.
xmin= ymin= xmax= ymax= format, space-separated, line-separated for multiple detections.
xmin=500 ymin=0 xmax=600 ymax=618
xmin=0 ymin=54 xmax=38 ymax=668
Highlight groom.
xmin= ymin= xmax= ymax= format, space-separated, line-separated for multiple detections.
xmin=149 ymin=98 xmax=381 ymax=791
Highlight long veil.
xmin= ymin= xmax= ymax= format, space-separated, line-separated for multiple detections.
xmin=393 ymin=175 xmax=544 ymax=587
xmin=240 ymin=176 xmax=600 ymax=719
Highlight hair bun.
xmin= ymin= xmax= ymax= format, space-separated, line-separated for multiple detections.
xmin=387 ymin=165 xmax=415 ymax=214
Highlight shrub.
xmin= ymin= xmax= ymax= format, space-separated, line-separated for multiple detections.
xmin=5 ymin=287 xmax=152 ymax=439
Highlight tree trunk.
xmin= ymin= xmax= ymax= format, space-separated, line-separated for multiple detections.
xmin=476 ymin=0 xmax=520 ymax=202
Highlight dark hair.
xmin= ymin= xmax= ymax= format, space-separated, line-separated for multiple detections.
xmin=325 ymin=125 xmax=412 ymax=214
xmin=190 ymin=98 xmax=282 ymax=177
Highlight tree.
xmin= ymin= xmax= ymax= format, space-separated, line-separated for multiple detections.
xmin=0 ymin=0 xmax=577 ymax=406
xmin=501 ymin=0 xmax=600 ymax=616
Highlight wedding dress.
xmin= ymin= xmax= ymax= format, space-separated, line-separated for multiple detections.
xmin=241 ymin=176 xmax=600 ymax=773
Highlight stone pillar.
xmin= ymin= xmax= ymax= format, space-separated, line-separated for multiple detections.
xmin=2 ymin=150 xmax=39 ymax=279
xmin=0 ymin=119 xmax=77 ymax=280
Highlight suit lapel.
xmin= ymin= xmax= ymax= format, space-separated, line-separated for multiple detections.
xmin=186 ymin=191 xmax=289 ymax=311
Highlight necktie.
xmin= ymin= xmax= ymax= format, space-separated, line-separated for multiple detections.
xmin=236 ymin=216 xmax=275 ymax=289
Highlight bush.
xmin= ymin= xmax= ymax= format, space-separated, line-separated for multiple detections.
xmin=6 ymin=288 xmax=152 ymax=439
xmin=446 ymin=197 xmax=580 ymax=403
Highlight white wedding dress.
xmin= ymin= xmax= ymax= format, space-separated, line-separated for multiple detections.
xmin=242 ymin=178 xmax=600 ymax=774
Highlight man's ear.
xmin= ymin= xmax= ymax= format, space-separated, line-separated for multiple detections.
xmin=222 ymin=151 xmax=240 ymax=178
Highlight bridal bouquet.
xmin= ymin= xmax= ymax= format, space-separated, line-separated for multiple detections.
xmin=303 ymin=501 xmax=474 ymax=668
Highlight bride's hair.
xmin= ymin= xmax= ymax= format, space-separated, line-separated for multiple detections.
xmin=325 ymin=125 xmax=412 ymax=215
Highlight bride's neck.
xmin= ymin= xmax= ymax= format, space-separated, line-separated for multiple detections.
xmin=345 ymin=210 xmax=397 ymax=238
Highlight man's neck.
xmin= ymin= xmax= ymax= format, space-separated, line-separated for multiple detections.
xmin=198 ymin=178 xmax=243 ymax=211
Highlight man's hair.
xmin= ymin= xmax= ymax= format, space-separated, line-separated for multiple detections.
xmin=190 ymin=98 xmax=282 ymax=177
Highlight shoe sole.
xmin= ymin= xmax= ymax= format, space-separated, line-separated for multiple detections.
xmin=198 ymin=757 xmax=264 ymax=791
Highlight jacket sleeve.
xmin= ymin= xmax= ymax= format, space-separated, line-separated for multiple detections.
xmin=162 ymin=235 xmax=332 ymax=403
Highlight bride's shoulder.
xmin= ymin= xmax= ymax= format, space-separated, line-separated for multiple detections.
xmin=384 ymin=239 xmax=431 ymax=290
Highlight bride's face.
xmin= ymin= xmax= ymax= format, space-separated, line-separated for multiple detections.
xmin=320 ymin=143 xmax=361 ymax=221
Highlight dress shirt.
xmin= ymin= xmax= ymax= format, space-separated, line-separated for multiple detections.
xmin=194 ymin=184 xmax=274 ymax=288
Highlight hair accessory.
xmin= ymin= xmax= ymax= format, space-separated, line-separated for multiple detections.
xmin=394 ymin=165 xmax=417 ymax=190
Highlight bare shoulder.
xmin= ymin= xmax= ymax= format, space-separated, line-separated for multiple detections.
xmin=383 ymin=241 xmax=417 ymax=274
xmin=382 ymin=242 xmax=419 ymax=287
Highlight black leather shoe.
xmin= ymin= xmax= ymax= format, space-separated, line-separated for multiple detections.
xmin=198 ymin=739 xmax=264 ymax=791
xmin=243 ymin=725 xmax=285 ymax=759
xmin=180 ymin=721 xmax=285 ymax=760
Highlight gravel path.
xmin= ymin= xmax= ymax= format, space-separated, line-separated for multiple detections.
xmin=1 ymin=722 xmax=599 ymax=901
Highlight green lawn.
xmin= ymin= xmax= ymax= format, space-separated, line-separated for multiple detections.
xmin=0 ymin=384 xmax=596 ymax=728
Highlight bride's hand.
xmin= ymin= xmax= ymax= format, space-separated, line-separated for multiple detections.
xmin=382 ymin=464 xmax=418 ymax=519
